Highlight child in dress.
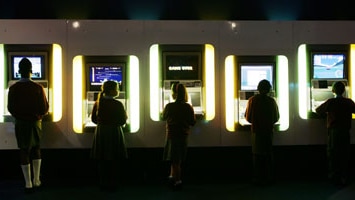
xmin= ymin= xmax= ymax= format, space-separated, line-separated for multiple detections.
xmin=90 ymin=80 xmax=127 ymax=191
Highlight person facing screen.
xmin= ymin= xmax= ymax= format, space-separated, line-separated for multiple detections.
xmin=7 ymin=57 xmax=49 ymax=193
xmin=244 ymin=79 xmax=279 ymax=185
xmin=162 ymin=83 xmax=196 ymax=190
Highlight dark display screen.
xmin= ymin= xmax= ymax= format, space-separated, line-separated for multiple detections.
xmin=163 ymin=52 xmax=201 ymax=80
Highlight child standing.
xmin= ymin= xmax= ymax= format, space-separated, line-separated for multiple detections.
xmin=90 ymin=80 xmax=128 ymax=191
xmin=162 ymin=83 xmax=196 ymax=189
xmin=316 ymin=81 xmax=355 ymax=186
xmin=244 ymin=79 xmax=279 ymax=185
xmin=7 ymin=57 xmax=49 ymax=193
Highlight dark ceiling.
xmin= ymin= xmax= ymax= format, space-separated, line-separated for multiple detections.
xmin=1 ymin=0 xmax=354 ymax=20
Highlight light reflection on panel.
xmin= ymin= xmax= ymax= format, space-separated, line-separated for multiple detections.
xmin=225 ymin=55 xmax=235 ymax=132
xmin=149 ymin=44 xmax=161 ymax=121
xmin=204 ymin=44 xmax=215 ymax=120
xmin=128 ymin=55 xmax=140 ymax=132
xmin=52 ymin=44 xmax=62 ymax=122
xmin=277 ymin=55 xmax=289 ymax=131
xmin=298 ymin=44 xmax=309 ymax=119
xmin=73 ymin=55 xmax=84 ymax=133
xmin=350 ymin=44 xmax=355 ymax=118
xmin=0 ymin=44 xmax=4 ymax=122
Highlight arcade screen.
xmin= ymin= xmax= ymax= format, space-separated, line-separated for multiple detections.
xmin=240 ymin=64 xmax=274 ymax=91
xmin=312 ymin=53 xmax=345 ymax=79
xmin=88 ymin=64 xmax=124 ymax=91
xmin=163 ymin=52 xmax=201 ymax=80
xmin=10 ymin=54 xmax=46 ymax=80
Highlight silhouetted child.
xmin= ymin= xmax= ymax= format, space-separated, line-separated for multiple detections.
xmin=316 ymin=81 xmax=355 ymax=186
xmin=90 ymin=80 xmax=128 ymax=191
xmin=162 ymin=83 xmax=196 ymax=190
xmin=8 ymin=57 xmax=49 ymax=193
xmin=245 ymin=79 xmax=279 ymax=185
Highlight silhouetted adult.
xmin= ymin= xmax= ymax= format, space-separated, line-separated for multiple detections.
xmin=7 ymin=57 xmax=49 ymax=193
xmin=316 ymin=81 xmax=355 ymax=186
xmin=245 ymin=79 xmax=279 ymax=185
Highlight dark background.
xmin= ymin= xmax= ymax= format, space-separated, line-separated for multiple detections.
xmin=0 ymin=0 xmax=354 ymax=20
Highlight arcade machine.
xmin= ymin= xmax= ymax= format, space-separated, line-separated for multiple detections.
xmin=160 ymin=45 xmax=204 ymax=118
xmin=2 ymin=44 xmax=60 ymax=122
xmin=83 ymin=56 xmax=126 ymax=130
xmin=237 ymin=56 xmax=276 ymax=126
xmin=308 ymin=45 xmax=349 ymax=116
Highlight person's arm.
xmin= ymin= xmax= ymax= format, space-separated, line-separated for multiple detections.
xmin=91 ymin=102 xmax=98 ymax=124
xmin=116 ymin=101 xmax=127 ymax=126
xmin=162 ymin=104 xmax=169 ymax=120
xmin=273 ymin=100 xmax=280 ymax=124
xmin=350 ymin=99 xmax=355 ymax=114
xmin=7 ymin=87 xmax=16 ymax=117
xmin=315 ymin=100 xmax=328 ymax=114
xmin=188 ymin=104 xmax=196 ymax=126
xmin=38 ymin=86 xmax=49 ymax=116
xmin=244 ymin=98 xmax=253 ymax=123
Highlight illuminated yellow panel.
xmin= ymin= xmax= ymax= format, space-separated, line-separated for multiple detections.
xmin=149 ymin=44 xmax=161 ymax=121
xmin=277 ymin=55 xmax=289 ymax=131
xmin=350 ymin=44 xmax=355 ymax=99
xmin=52 ymin=44 xmax=62 ymax=122
xmin=73 ymin=56 xmax=84 ymax=133
xmin=129 ymin=55 xmax=140 ymax=132
xmin=298 ymin=44 xmax=309 ymax=119
xmin=0 ymin=44 xmax=4 ymax=122
xmin=204 ymin=44 xmax=215 ymax=120
xmin=225 ymin=55 xmax=235 ymax=132
xmin=350 ymin=44 xmax=355 ymax=119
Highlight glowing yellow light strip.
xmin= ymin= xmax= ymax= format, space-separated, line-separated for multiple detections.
xmin=52 ymin=44 xmax=62 ymax=122
xmin=350 ymin=44 xmax=355 ymax=99
xmin=205 ymin=44 xmax=215 ymax=120
xmin=350 ymin=44 xmax=355 ymax=119
xmin=129 ymin=55 xmax=140 ymax=132
xmin=225 ymin=55 xmax=235 ymax=132
xmin=150 ymin=44 xmax=160 ymax=121
xmin=298 ymin=44 xmax=308 ymax=119
xmin=277 ymin=55 xmax=289 ymax=131
xmin=0 ymin=44 xmax=4 ymax=122
xmin=73 ymin=56 xmax=83 ymax=133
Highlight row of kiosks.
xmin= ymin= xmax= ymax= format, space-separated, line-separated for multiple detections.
xmin=307 ymin=45 xmax=350 ymax=117
xmin=225 ymin=55 xmax=289 ymax=132
xmin=83 ymin=56 xmax=127 ymax=131
xmin=2 ymin=44 xmax=62 ymax=122
xmin=159 ymin=45 xmax=205 ymax=119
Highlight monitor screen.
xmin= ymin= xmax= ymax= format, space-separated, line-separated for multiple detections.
xmin=9 ymin=53 xmax=47 ymax=80
xmin=312 ymin=53 xmax=345 ymax=79
xmin=87 ymin=64 xmax=124 ymax=91
xmin=188 ymin=91 xmax=202 ymax=107
xmin=240 ymin=64 xmax=274 ymax=91
xmin=163 ymin=52 xmax=201 ymax=80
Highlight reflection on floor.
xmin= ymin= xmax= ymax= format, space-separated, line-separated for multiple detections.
xmin=1 ymin=179 xmax=354 ymax=200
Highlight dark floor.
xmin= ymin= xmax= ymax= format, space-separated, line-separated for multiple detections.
xmin=1 ymin=146 xmax=355 ymax=200
xmin=1 ymin=179 xmax=355 ymax=200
